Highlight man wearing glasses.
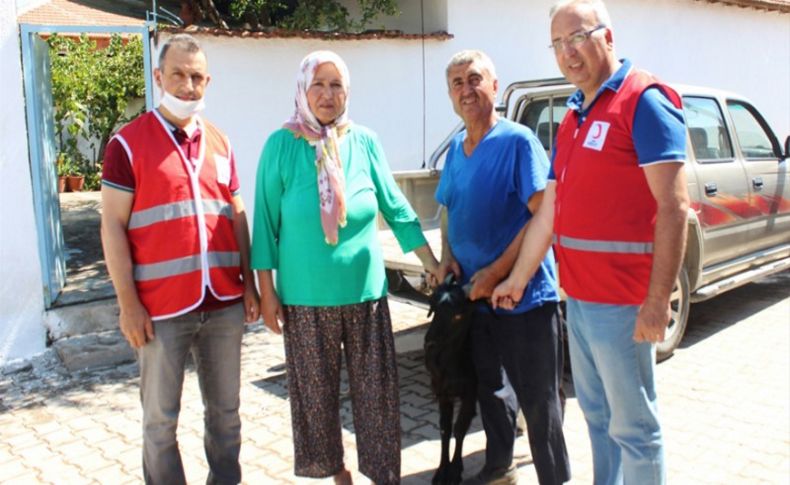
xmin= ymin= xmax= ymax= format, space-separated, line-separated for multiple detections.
xmin=493 ymin=1 xmax=689 ymax=483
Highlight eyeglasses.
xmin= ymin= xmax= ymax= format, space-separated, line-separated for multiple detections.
xmin=549 ymin=25 xmax=606 ymax=51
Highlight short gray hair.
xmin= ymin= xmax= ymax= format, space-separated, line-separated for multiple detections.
xmin=446 ymin=50 xmax=498 ymax=84
xmin=549 ymin=0 xmax=612 ymax=28
xmin=158 ymin=34 xmax=204 ymax=68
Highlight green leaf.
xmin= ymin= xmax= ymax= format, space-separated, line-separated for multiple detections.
xmin=48 ymin=33 xmax=145 ymax=167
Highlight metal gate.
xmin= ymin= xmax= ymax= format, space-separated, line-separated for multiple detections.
xmin=19 ymin=24 xmax=154 ymax=308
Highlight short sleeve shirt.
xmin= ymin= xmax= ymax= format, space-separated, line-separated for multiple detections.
xmin=549 ymin=59 xmax=686 ymax=179
xmin=436 ymin=118 xmax=559 ymax=314
xmin=102 ymin=113 xmax=240 ymax=194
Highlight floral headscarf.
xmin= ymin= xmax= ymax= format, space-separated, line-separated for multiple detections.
xmin=284 ymin=50 xmax=351 ymax=246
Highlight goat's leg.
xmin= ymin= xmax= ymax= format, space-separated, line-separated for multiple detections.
xmin=446 ymin=394 xmax=476 ymax=483
xmin=432 ymin=398 xmax=454 ymax=484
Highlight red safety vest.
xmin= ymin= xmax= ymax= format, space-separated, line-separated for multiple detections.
xmin=553 ymin=69 xmax=682 ymax=305
xmin=113 ymin=111 xmax=244 ymax=320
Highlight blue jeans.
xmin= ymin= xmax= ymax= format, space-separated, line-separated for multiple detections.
xmin=566 ymin=298 xmax=665 ymax=485
xmin=138 ymin=303 xmax=245 ymax=485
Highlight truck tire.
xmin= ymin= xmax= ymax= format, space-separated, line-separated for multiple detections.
xmin=657 ymin=267 xmax=690 ymax=362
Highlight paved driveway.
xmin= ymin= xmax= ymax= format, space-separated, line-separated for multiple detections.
xmin=1 ymin=272 xmax=788 ymax=484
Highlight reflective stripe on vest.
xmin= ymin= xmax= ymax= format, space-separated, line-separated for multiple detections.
xmin=554 ymin=235 xmax=653 ymax=254
xmin=128 ymin=199 xmax=233 ymax=230
xmin=134 ymin=251 xmax=240 ymax=281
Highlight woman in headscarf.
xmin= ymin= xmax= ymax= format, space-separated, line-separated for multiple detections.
xmin=251 ymin=50 xmax=439 ymax=484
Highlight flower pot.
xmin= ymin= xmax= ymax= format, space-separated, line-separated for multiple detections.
xmin=66 ymin=175 xmax=85 ymax=192
xmin=58 ymin=176 xmax=66 ymax=193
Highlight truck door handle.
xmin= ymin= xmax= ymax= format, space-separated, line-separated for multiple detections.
xmin=752 ymin=177 xmax=764 ymax=190
xmin=704 ymin=182 xmax=718 ymax=196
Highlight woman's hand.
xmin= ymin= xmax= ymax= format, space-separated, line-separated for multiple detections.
xmin=256 ymin=270 xmax=286 ymax=334
xmin=414 ymin=243 xmax=441 ymax=287
xmin=259 ymin=290 xmax=286 ymax=335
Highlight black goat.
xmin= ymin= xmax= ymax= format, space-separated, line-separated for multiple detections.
xmin=424 ymin=276 xmax=477 ymax=484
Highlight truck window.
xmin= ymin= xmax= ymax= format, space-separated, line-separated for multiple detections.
xmin=517 ymin=96 xmax=569 ymax=153
xmin=726 ymin=101 xmax=779 ymax=160
xmin=682 ymin=96 xmax=734 ymax=162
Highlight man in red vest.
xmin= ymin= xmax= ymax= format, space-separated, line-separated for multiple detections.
xmin=493 ymin=1 xmax=689 ymax=483
xmin=101 ymin=34 xmax=259 ymax=484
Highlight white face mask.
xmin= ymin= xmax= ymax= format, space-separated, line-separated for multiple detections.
xmin=159 ymin=90 xmax=205 ymax=120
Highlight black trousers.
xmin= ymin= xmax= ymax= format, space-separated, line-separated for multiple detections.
xmin=471 ymin=301 xmax=571 ymax=485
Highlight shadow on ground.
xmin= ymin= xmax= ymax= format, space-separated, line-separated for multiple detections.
xmin=401 ymin=448 xmax=488 ymax=484
xmin=251 ymin=348 xmax=488 ymax=450
xmin=678 ymin=270 xmax=790 ymax=351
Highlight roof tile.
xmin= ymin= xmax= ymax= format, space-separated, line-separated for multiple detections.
xmin=18 ymin=0 xmax=145 ymax=26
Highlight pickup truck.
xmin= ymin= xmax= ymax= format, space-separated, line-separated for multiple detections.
xmin=380 ymin=78 xmax=790 ymax=361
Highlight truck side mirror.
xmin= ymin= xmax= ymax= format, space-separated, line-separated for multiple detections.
xmin=784 ymin=135 xmax=790 ymax=159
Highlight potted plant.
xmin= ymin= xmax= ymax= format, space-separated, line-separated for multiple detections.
xmin=59 ymin=151 xmax=85 ymax=192
xmin=66 ymin=169 xmax=85 ymax=192
xmin=56 ymin=153 xmax=69 ymax=192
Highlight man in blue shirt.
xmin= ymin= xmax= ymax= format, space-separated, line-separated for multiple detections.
xmin=436 ymin=49 xmax=570 ymax=485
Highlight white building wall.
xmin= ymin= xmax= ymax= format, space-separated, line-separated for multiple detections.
xmin=340 ymin=0 xmax=449 ymax=34
xmin=0 ymin=0 xmax=47 ymax=364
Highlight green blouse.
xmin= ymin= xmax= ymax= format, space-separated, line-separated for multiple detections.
xmin=251 ymin=125 xmax=427 ymax=306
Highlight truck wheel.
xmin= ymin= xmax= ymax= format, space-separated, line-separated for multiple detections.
xmin=657 ymin=267 xmax=690 ymax=362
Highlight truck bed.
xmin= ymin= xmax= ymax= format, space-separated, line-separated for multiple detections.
xmin=380 ymin=168 xmax=443 ymax=277
xmin=379 ymin=226 xmax=441 ymax=275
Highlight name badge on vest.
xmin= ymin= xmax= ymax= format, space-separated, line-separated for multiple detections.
xmin=215 ymin=155 xmax=231 ymax=185
xmin=582 ymin=121 xmax=610 ymax=151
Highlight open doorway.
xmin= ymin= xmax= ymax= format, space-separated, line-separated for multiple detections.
xmin=20 ymin=24 xmax=153 ymax=309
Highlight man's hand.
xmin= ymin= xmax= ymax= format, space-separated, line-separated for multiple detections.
xmin=468 ymin=266 xmax=504 ymax=301
xmin=436 ymin=257 xmax=461 ymax=284
xmin=230 ymin=194 xmax=260 ymax=323
xmin=490 ymin=276 xmax=528 ymax=310
xmin=634 ymin=298 xmax=670 ymax=343
xmin=119 ymin=302 xmax=154 ymax=349
xmin=638 ymin=163 xmax=688 ymax=343
xmin=243 ymin=283 xmax=260 ymax=323
xmin=101 ymin=186 xmax=154 ymax=349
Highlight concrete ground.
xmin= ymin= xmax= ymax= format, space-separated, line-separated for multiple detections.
xmin=57 ymin=191 xmax=114 ymax=306
xmin=2 ymin=267 xmax=788 ymax=483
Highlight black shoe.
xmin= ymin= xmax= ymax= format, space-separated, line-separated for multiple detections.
xmin=462 ymin=465 xmax=518 ymax=485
